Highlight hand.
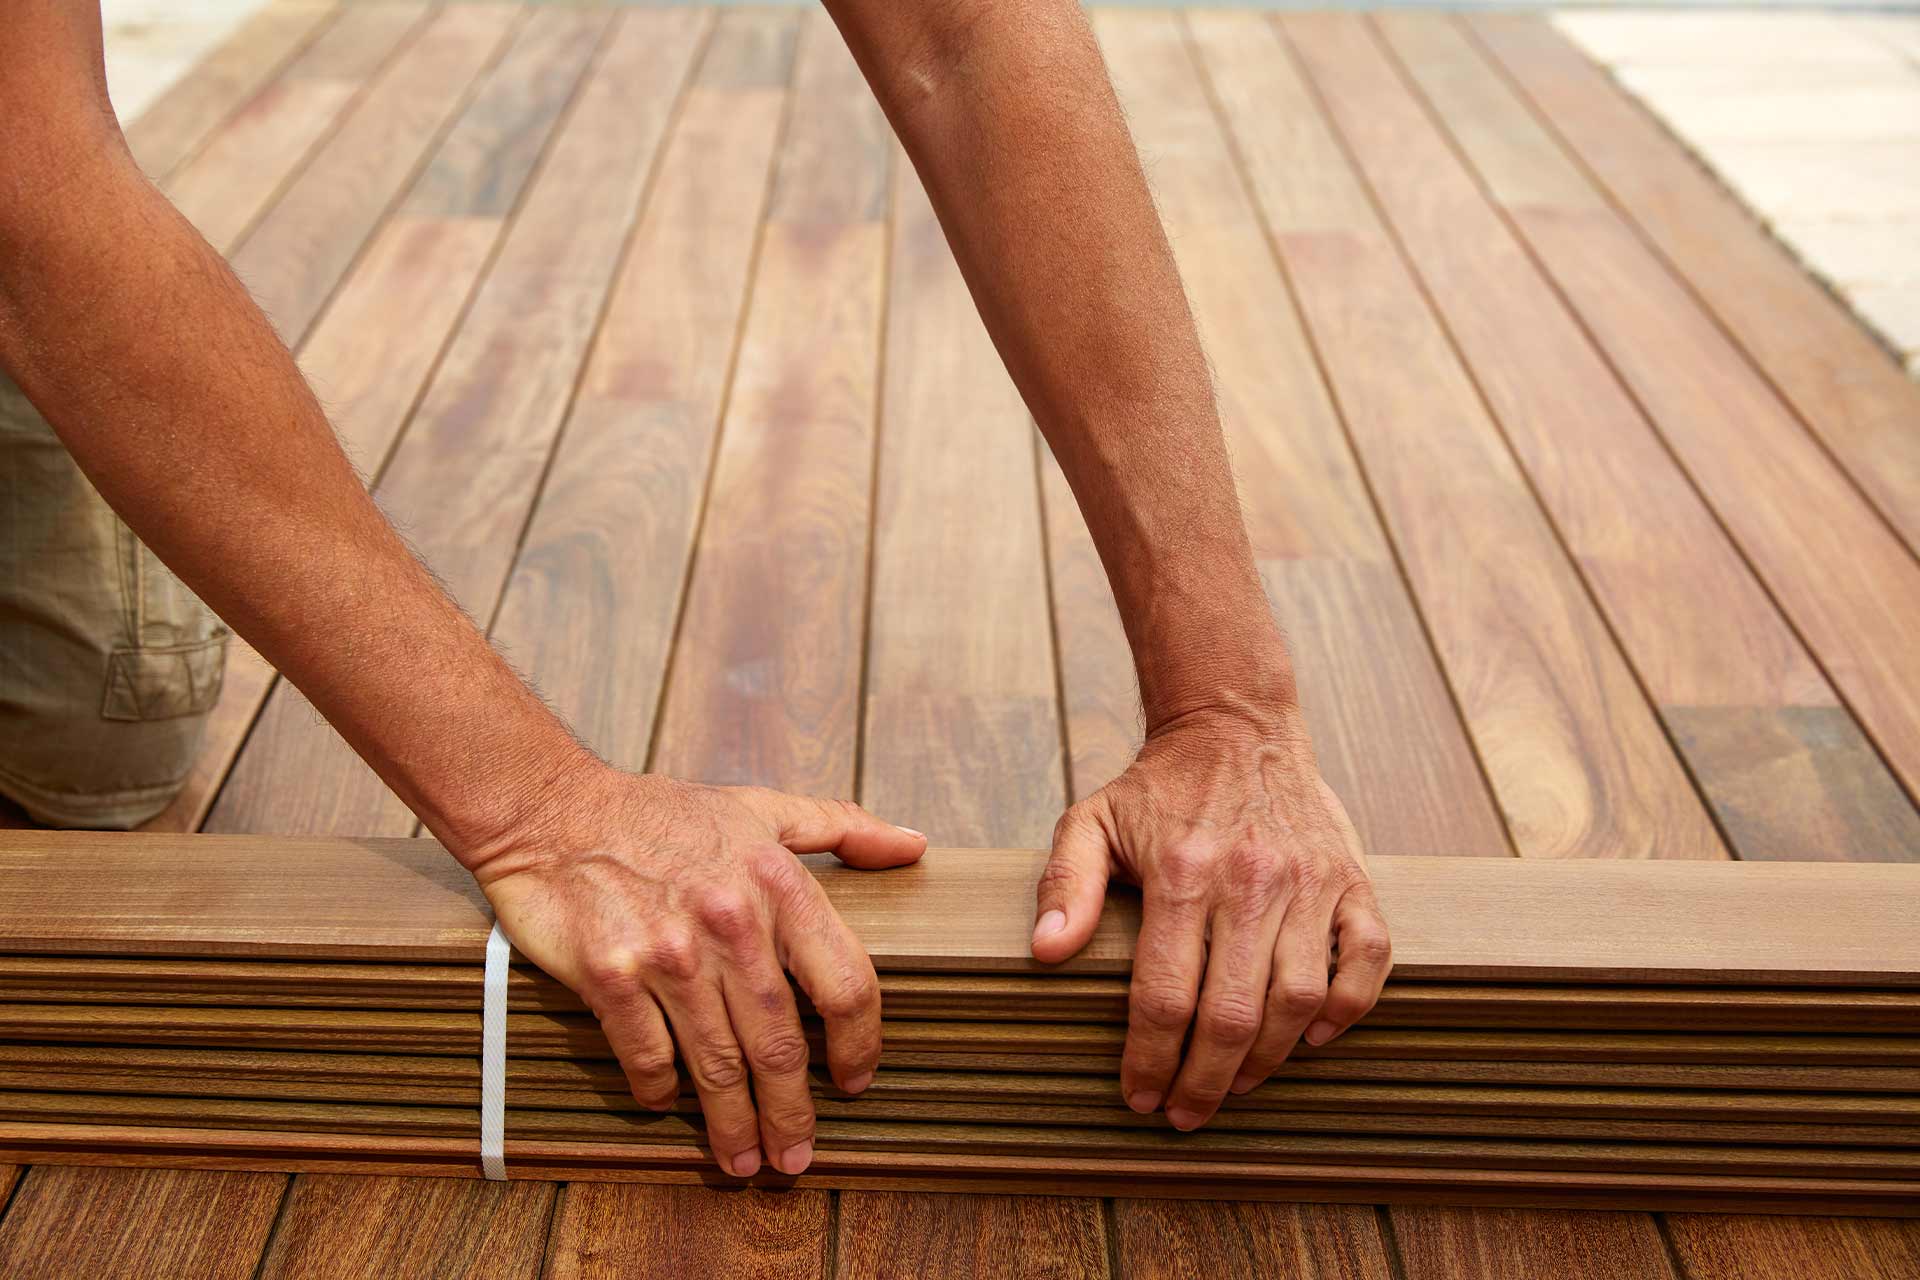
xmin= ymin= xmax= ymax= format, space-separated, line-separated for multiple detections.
xmin=464 ymin=766 xmax=927 ymax=1177
xmin=1030 ymin=703 xmax=1391 ymax=1130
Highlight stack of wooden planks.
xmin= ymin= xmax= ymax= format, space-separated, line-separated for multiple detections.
xmin=0 ymin=831 xmax=1916 ymax=1215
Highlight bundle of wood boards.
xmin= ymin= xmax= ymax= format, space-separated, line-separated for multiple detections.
xmin=0 ymin=831 xmax=1916 ymax=1215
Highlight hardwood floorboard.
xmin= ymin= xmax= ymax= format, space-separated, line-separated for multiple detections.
xmin=543 ymin=1183 xmax=828 ymax=1279
xmin=122 ymin=1 xmax=341 ymax=183
xmin=0 ymin=1166 xmax=285 ymax=1280
xmin=1114 ymin=1200 xmax=1392 ymax=1280
xmin=1662 ymin=1213 xmax=1920 ymax=1279
xmin=253 ymin=1174 xmax=554 ymax=1279
xmin=1459 ymin=14 xmax=1920 ymax=836
xmin=836 ymin=1193 xmax=1108 ymax=1280
xmin=1387 ymin=1206 xmax=1677 ymax=1280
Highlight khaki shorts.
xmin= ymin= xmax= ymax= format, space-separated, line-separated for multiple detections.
xmin=0 ymin=371 xmax=227 ymax=828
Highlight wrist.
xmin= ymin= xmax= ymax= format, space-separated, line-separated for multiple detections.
xmin=1136 ymin=617 xmax=1300 ymax=738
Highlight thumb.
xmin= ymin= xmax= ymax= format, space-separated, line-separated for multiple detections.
xmin=1032 ymin=803 xmax=1112 ymax=964
xmin=747 ymin=789 xmax=928 ymax=869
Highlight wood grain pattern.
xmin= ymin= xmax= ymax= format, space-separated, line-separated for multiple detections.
xmin=229 ymin=4 xmax=518 ymax=343
xmin=1663 ymin=1213 xmax=1920 ymax=1279
xmin=122 ymin=2 xmax=340 ymax=182
xmin=1214 ymin=10 xmax=1722 ymax=862
xmin=1301 ymin=11 xmax=1920 ymax=863
xmin=1115 ymin=1200 xmax=1391 ymax=1280
xmin=491 ymin=9 xmax=795 ymax=768
xmin=1468 ymin=18 xmax=1920 ymax=564
xmin=545 ymin=1182 xmax=828 ymax=1279
xmin=254 ymin=1174 xmax=554 ymax=1279
xmin=1088 ymin=10 xmax=1505 ymax=858
xmin=1388 ymin=1205 xmax=1677 ymax=1280
xmin=836 ymin=1193 xmax=1107 ymax=1279
xmin=162 ymin=3 xmax=423 ymax=255
xmin=0 ymin=1165 xmax=285 ymax=1279
xmin=1463 ymin=14 xmax=1920 ymax=820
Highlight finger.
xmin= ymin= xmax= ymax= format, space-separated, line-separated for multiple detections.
xmin=1230 ymin=892 xmax=1337 ymax=1095
xmin=1032 ymin=803 xmax=1113 ymax=965
xmin=718 ymin=958 xmax=818 ymax=1176
xmin=656 ymin=981 xmax=763 ymax=1178
xmin=1121 ymin=876 xmax=1208 ymax=1115
xmin=743 ymin=789 xmax=927 ymax=868
xmin=769 ymin=866 xmax=883 ymax=1095
xmin=1162 ymin=910 xmax=1275 ymax=1130
xmin=1303 ymin=885 xmax=1392 ymax=1049
xmin=595 ymin=988 xmax=680 ymax=1110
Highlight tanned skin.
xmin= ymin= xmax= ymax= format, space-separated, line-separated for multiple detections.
xmin=0 ymin=1 xmax=1391 ymax=1177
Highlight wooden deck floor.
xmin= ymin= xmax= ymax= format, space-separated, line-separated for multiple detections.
xmin=5 ymin=2 xmax=1920 ymax=1274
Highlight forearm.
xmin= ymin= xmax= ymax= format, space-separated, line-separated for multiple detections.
xmin=0 ymin=123 xmax=590 ymax=859
xmin=827 ymin=0 xmax=1292 ymax=726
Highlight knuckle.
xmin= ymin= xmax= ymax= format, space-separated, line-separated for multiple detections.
xmin=584 ymin=948 xmax=647 ymax=1001
xmin=693 ymin=1047 xmax=750 ymax=1092
xmin=1341 ymin=925 xmax=1392 ymax=969
xmin=746 ymin=1028 xmax=812 ymax=1076
xmin=1227 ymin=844 xmax=1287 ymax=900
xmin=1130 ymin=981 xmax=1198 ymax=1033
xmin=1036 ymin=854 xmax=1083 ymax=899
xmin=762 ymin=1097 xmax=816 ymax=1138
xmin=623 ymin=1045 xmax=678 ymax=1082
xmin=1284 ymin=853 xmax=1329 ymax=903
xmin=1157 ymin=844 xmax=1214 ymax=903
xmin=695 ymin=887 xmax=761 ymax=945
xmin=815 ymin=966 xmax=880 ymax=1020
xmin=643 ymin=930 xmax=701 ymax=983
xmin=1195 ymin=993 xmax=1264 ymax=1045
xmin=1276 ymin=975 xmax=1330 ymax=1021
xmin=746 ymin=843 xmax=803 ymax=893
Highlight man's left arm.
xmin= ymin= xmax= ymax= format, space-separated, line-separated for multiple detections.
xmin=822 ymin=0 xmax=1393 ymax=1132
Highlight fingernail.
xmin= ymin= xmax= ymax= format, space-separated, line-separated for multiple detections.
xmin=895 ymin=825 xmax=925 ymax=839
xmin=1230 ymin=1072 xmax=1260 ymax=1095
xmin=843 ymin=1070 xmax=873 ymax=1094
xmin=728 ymin=1149 xmax=761 ymax=1178
xmin=775 ymin=1140 xmax=814 ymax=1175
xmin=1305 ymin=1020 xmax=1339 ymax=1046
xmin=1126 ymin=1089 xmax=1161 ymax=1114
xmin=1165 ymin=1107 xmax=1203 ymax=1131
xmin=1033 ymin=909 xmax=1067 ymax=941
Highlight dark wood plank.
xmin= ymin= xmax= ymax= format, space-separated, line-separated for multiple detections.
xmin=163 ymin=3 xmax=422 ymax=255
xmin=1273 ymin=10 xmax=1920 ymax=862
xmin=544 ymin=1183 xmax=827 ymax=1279
xmin=209 ymin=8 xmax=708 ymax=837
xmin=1228 ymin=11 xmax=1723 ymax=862
xmin=1388 ymin=1206 xmax=1676 ymax=1280
xmin=1464 ymin=14 xmax=1920 ymax=823
xmin=836 ymin=1193 xmax=1107 ymax=1280
xmin=229 ymin=3 xmax=519 ymax=345
xmin=1115 ymin=1200 xmax=1391 ymax=1280
xmin=1471 ymin=18 xmax=1920 ymax=561
xmin=0 ymin=1166 xmax=285 ymax=1279
xmin=122 ymin=1 xmax=341 ymax=182
xmin=1075 ymin=9 xmax=1506 ymax=859
xmin=255 ymin=1174 xmax=554 ymax=1279
xmin=1662 ymin=1213 xmax=1920 ymax=1279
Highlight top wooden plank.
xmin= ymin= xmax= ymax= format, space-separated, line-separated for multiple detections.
xmin=1 ymin=833 xmax=1915 ymax=985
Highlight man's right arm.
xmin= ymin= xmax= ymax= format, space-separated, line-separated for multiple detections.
xmin=0 ymin=0 xmax=921 ymax=1177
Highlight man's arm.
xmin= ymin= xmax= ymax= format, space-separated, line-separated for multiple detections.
xmin=0 ymin=1 xmax=923 ymax=1178
xmin=824 ymin=0 xmax=1393 ymax=1128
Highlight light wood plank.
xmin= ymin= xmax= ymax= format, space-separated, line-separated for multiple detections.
xmin=0 ymin=1165 xmax=284 ymax=1279
xmin=544 ymin=1182 xmax=826 ymax=1279
xmin=1115 ymin=1200 xmax=1391 ymax=1280
xmin=255 ymin=1174 xmax=553 ymax=1279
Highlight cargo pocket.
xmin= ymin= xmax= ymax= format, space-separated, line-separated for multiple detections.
xmin=101 ymin=519 xmax=229 ymax=722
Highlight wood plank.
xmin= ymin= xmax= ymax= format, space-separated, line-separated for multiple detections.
xmin=492 ymin=9 xmax=796 ymax=767
xmin=123 ymin=2 xmax=340 ymax=182
xmin=1082 ymin=9 xmax=1505 ymax=859
xmin=1114 ymin=1200 xmax=1391 ymax=1279
xmin=147 ymin=7 xmax=609 ymax=835
xmin=1472 ymin=20 xmax=1920 ymax=562
xmin=1465 ymin=14 xmax=1920 ymax=823
xmin=1284 ymin=11 xmax=1920 ymax=862
xmin=1388 ymin=1206 xmax=1676 ymax=1280
xmin=6 ymin=833 xmax=1920 ymax=984
xmin=229 ymin=4 xmax=519 ymax=344
xmin=1662 ymin=1213 xmax=1920 ymax=1279
xmin=208 ymin=8 xmax=709 ymax=837
xmin=544 ymin=1182 xmax=827 ymax=1279
xmin=1209 ymin=11 xmax=1722 ymax=862
xmin=836 ymin=1194 xmax=1107 ymax=1280
xmin=0 ymin=1165 xmax=285 ymax=1279
xmin=254 ymin=1174 xmax=554 ymax=1279
xmin=162 ymin=3 xmax=424 ymax=255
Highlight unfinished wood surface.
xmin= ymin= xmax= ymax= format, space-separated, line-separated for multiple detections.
xmin=0 ymin=1165 xmax=284 ymax=1279
xmin=123 ymin=2 xmax=340 ymax=182
xmin=546 ymin=1183 xmax=827 ymax=1278
xmin=1388 ymin=1205 xmax=1677 ymax=1280
xmin=1662 ymin=1213 xmax=1920 ymax=1279
xmin=1222 ymin=10 xmax=1722 ymax=862
xmin=1293 ymin=11 xmax=1920 ymax=862
xmin=1088 ymin=9 xmax=1506 ymax=859
xmin=254 ymin=1174 xmax=554 ymax=1280
xmin=1463 ymin=15 xmax=1920 ymax=816
xmin=490 ymin=10 xmax=794 ymax=768
xmin=1114 ymin=1200 xmax=1391 ymax=1280
xmin=836 ymin=1193 xmax=1108 ymax=1280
